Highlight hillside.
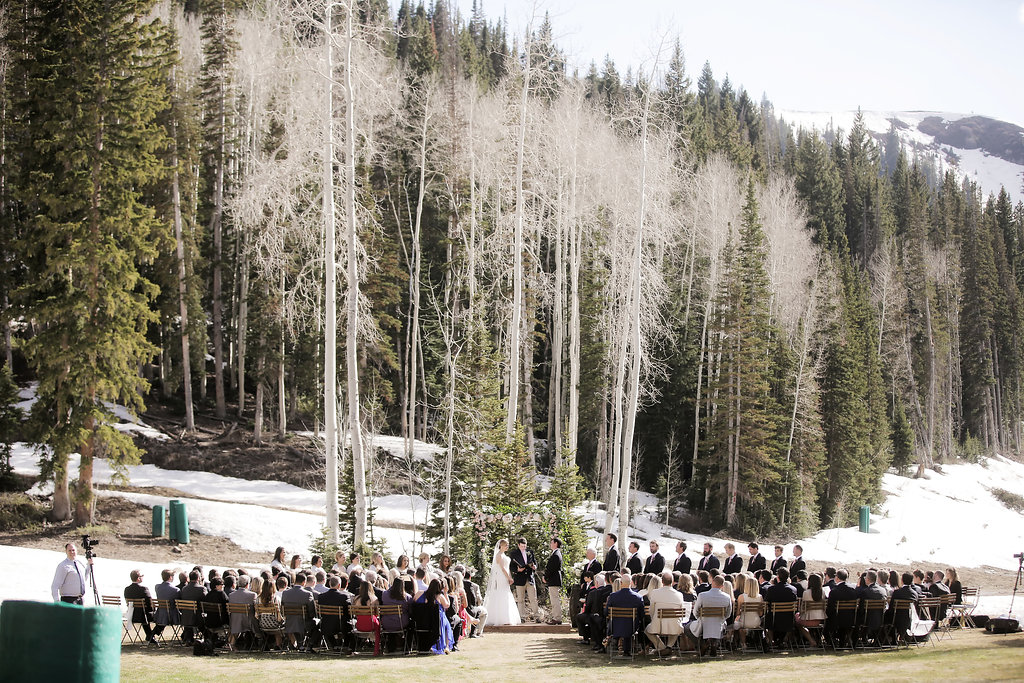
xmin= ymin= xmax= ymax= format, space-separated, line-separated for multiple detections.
xmin=781 ymin=110 xmax=1024 ymax=202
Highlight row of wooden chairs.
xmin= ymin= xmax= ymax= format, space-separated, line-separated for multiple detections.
xmin=602 ymin=588 xmax=980 ymax=662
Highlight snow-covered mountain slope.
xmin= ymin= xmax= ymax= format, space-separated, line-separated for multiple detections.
xmin=780 ymin=110 xmax=1024 ymax=203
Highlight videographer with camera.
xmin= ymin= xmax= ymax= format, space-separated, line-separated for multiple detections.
xmin=50 ymin=540 xmax=93 ymax=604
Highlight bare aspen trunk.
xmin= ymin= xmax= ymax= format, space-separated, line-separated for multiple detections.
xmin=691 ymin=298 xmax=712 ymax=478
xmin=211 ymin=74 xmax=227 ymax=419
xmin=604 ymin=323 xmax=627 ymax=535
xmin=924 ymin=293 xmax=936 ymax=464
xmin=567 ymin=137 xmax=581 ymax=463
xmin=406 ymin=101 xmax=429 ymax=460
xmin=171 ymin=124 xmax=195 ymax=432
xmin=236 ymin=233 xmax=249 ymax=418
xmin=343 ymin=5 xmax=367 ymax=542
xmin=550 ymin=184 xmax=565 ymax=462
xmin=322 ymin=3 xmax=339 ymax=544
xmin=278 ymin=270 xmax=286 ymax=438
xmin=254 ymin=353 xmax=265 ymax=444
xmin=505 ymin=56 xmax=530 ymax=439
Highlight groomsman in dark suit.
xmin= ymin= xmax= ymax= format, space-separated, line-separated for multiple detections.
xmin=625 ymin=542 xmax=643 ymax=575
xmin=747 ymin=542 xmax=767 ymax=573
xmin=544 ymin=538 xmax=564 ymax=624
xmin=643 ymin=540 xmax=665 ymax=575
xmin=673 ymin=541 xmax=691 ymax=574
xmin=770 ymin=545 xmax=788 ymax=574
xmin=697 ymin=542 xmax=720 ymax=572
xmin=722 ymin=543 xmax=743 ymax=574
xmin=603 ymin=533 xmax=620 ymax=573
xmin=789 ymin=545 xmax=806 ymax=575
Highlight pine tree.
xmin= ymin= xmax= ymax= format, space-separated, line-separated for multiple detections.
xmin=14 ymin=0 xmax=171 ymax=523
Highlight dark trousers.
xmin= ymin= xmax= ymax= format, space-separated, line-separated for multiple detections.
xmin=60 ymin=596 xmax=84 ymax=605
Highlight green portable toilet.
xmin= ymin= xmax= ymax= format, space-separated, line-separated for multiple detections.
xmin=169 ymin=499 xmax=190 ymax=545
xmin=152 ymin=504 xmax=165 ymax=538
xmin=858 ymin=505 xmax=871 ymax=533
xmin=0 ymin=601 xmax=120 ymax=682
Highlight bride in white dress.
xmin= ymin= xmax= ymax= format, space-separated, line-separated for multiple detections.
xmin=483 ymin=538 xmax=521 ymax=626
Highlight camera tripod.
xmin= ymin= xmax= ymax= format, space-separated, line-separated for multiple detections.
xmin=83 ymin=547 xmax=101 ymax=606
xmin=1010 ymin=553 xmax=1024 ymax=616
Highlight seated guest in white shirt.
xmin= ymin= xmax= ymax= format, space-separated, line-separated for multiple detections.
xmin=646 ymin=572 xmax=688 ymax=653
xmin=685 ymin=575 xmax=733 ymax=654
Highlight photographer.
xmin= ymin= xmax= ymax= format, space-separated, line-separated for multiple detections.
xmin=51 ymin=542 xmax=91 ymax=604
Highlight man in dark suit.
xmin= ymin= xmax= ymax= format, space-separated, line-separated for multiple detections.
xmin=124 ymin=569 xmax=158 ymax=644
xmin=581 ymin=573 xmax=613 ymax=647
xmin=928 ymin=570 xmax=952 ymax=621
xmin=603 ymin=533 xmax=620 ymax=573
xmin=154 ymin=568 xmax=181 ymax=636
xmin=571 ymin=549 xmax=603 ymax=629
xmin=673 ymin=541 xmax=691 ymax=574
xmin=722 ymin=543 xmax=743 ymax=574
xmin=789 ymin=545 xmax=806 ymax=575
xmin=179 ymin=570 xmax=208 ymax=644
xmin=747 ymin=543 xmax=766 ymax=573
xmin=697 ymin=542 xmax=720 ymax=572
xmin=203 ymin=577 xmax=229 ymax=632
xmin=770 ymin=545 xmax=788 ymax=574
xmin=604 ymin=578 xmax=644 ymax=655
xmin=280 ymin=572 xmax=316 ymax=649
xmin=510 ymin=537 xmax=539 ymax=623
xmin=643 ymin=540 xmax=665 ymax=575
xmin=763 ymin=567 xmax=798 ymax=637
xmin=544 ymin=538 xmax=564 ymax=624
xmin=693 ymin=570 xmax=711 ymax=595
xmin=317 ymin=575 xmax=351 ymax=650
xmin=824 ymin=567 xmax=838 ymax=589
xmin=826 ymin=569 xmax=859 ymax=619
xmin=624 ymin=542 xmax=643 ymax=575
xmin=460 ymin=566 xmax=486 ymax=637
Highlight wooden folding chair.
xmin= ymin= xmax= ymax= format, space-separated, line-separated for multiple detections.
xmin=652 ymin=607 xmax=686 ymax=659
xmin=280 ymin=603 xmax=312 ymax=651
xmin=766 ymin=602 xmax=799 ymax=651
xmin=736 ymin=601 xmax=766 ymax=653
xmin=122 ymin=598 xmax=149 ymax=645
xmin=315 ymin=603 xmax=349 ymax=653
xmin=827 ymin=600 xmax=860 ymax=650
xmin=175 ymin=599 xmax=199 ymax=644
xmin=693 ymin=606 xmax=728 ymax=660
xmin=350 ymin=605 xmax=378 ymax=654
xmin=888 ymin=599 xmax=917 ymax=648
xmin=154 ymin=599 xmax=181 ymax=643
xmin=859 ymin=599 xmax=888 ymax=649
xmin=606 ymin=606 xmax=641 ymax=660
xmin=934 ymin=594 xmax=956 ymax=640
xmin=798 ymin=600 xmax=827 ymax=650
xmin=226 ymin=602 xmax=259 ymax=652
xmin=201 ymin=601 xmax=229 ymax=647
xmin=379 ymin=604 xmax=410 ymax=655
xmin=950 ymin=588 xmax=979 ymax=629
xmin=915 ymin=597 xmax=939 ymax=646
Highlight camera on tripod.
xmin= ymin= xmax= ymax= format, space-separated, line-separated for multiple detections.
xmin=1015 ymin=552 xmax=1023 ymax=559
xmin=81 ymin=534 xmax=100 ymax=559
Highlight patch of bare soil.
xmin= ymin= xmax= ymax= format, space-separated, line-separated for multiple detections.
xmin=0 ymin=494 xmax=269 ymax=568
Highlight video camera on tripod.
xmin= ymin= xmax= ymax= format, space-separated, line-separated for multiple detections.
xmin=81 ymin=534 xmax=100 ymax=560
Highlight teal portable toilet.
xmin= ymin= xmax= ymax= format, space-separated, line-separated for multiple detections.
xmin=0 ymin=601 xmax=120 ymax=682
xmin=152 ymin=505 xmax=165 ymax=538
xmin=858 ymin=505 xmax=871 ymax=533
xmin=170 ymin=499 xmax=190 ymax=545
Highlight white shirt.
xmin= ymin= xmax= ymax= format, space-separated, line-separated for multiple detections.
xmin=347 ymin=563 xmax=363 ymax=574
xmin=51 ymin=557 xmax=87 ymax=601
xmin=312 ymin=583 xmax=329 ymax=594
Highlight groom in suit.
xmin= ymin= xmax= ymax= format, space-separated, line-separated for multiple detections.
xmin=510 ymin=537 xmax=540 ymax=623
xmin=544 ymin=538 xmax=563 ymax=624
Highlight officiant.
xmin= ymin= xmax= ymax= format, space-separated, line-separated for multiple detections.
xmin=509 ymin=537 xmax=540 ymax=623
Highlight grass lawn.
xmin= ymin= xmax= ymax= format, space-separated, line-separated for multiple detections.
xmin=120 ymin=629 xmax=1024 ymax=682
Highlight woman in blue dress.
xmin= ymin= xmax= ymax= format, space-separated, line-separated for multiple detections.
xmin=415 ymin=578 xmax=454 ymax=654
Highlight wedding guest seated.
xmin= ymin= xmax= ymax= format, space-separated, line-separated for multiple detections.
xmin=124 ymin=569 xmax=158 ymax=644
xmin=764 ymin=567 xmax=798 ymax=641
xmin=223 ymin=574 xmax=236 ymax=597
xmin=734 ymin=571 xmax=764 ymax=647
xmin=645 ymin=573 xmax=687 ymax=654
xmin=795 ymin=573 xmax=827 ymax=646
xmin=929 ymin=570 xmax=951 ymax=620
xmin=581 ymin=573 xmax=611 ymax=648
xmin=330 ymin=550 xmax=346 ymax=573
xmin=414 ymin=578 xmax=455 ymax=654
xmin=459 ymin=566 xmax=487 ymax=637
xmin=684 ymin=575 xmax=732 ymax=656
xmin=354 ymin=578 xmax=382 ymax=655
xmin=280 ymin=572 xmax=316 ymax=650
xmin=675 ymin=573 xmax=696 ymax=602
xmin=204 ymin=576 xmax=229 ymax=632
xmin=312 ymin=570 xmax=329 ymax=594
xmin=227 ymin=574 xmax=258 ymax=651
xmin=318 ymin=575 xmax=351 ymax=651
xmin=946 ymin=567 xmax=963 ymax=605
xmin=271 ymin=547 xmax=288 ymax=573
xmin=395 ymin=554 xmax=411 ymax=574
xmin=694 ymin=571 xmax=711 ymax=595
xmin=380 ymin=574 xmax=412 ymax=650
xmin=605 ymin=577 xmax=644 ymax=656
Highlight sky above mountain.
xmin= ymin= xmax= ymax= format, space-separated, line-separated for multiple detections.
xmin=455 ymin=0 xmax=1024 ymax=128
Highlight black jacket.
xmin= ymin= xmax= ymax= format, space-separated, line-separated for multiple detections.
xmin=747 ymin=553 xmax=767 ymax=573
xmin=203 ymin=589 xmax=228 ymax=629
xmin=509 ymin=548 xmax=536 ymax=586
xmin=723 ymin=554 xmax=743 ymax=574
xmin=764 ymin=582 xmax=798 ymax=603
xmin=673 ymin=554 xmax=691 ymax=574
xmin=643 ymin=553 xmax=665 ymax=575
xmin=625 ymin=553 xmax=643 ymax=575
xmin=583 ymin=584 xmax=612 ymax=616
xmin=770 ymin=556 xmax=788 ymax=574
xmin=545 ymin=550 xmax=563 ymax=587
xmin=124 ymin=582 xmax=154 ymax=623
xmin=826 ymin=582 xmax=860 ymax=616
xmin=697 ymin=554 xmax=720 ymax=572
xmin=603 ymin=547 xmax=620 ymax=573
xmin=580 ymin=558 xmax=602 ymax=584
xmin=789 ymin=556 xmax=806 ymax=575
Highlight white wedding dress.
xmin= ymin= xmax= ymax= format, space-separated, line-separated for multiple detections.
xmin=482 ymin=547 xmax=521 ymax=626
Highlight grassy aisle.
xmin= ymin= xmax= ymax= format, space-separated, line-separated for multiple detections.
xmin=120 ymin=629 xmax=1024 ymax=682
